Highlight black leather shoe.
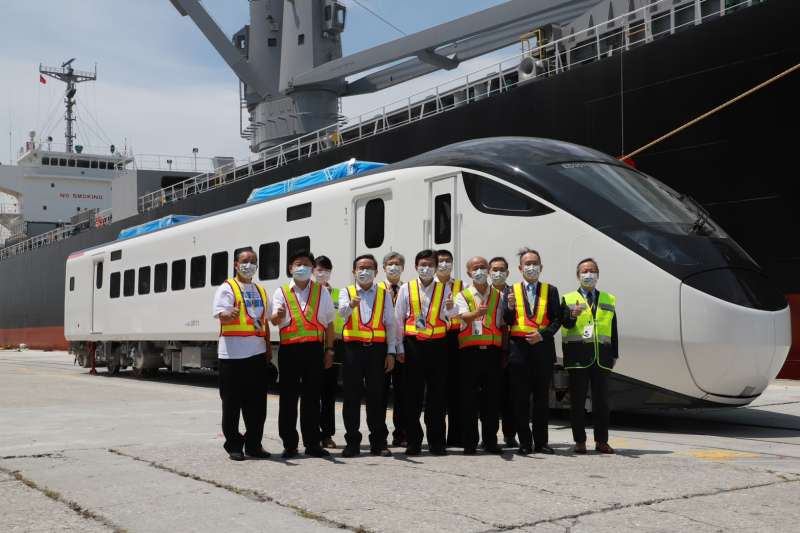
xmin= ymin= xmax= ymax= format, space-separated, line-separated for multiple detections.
xmin=463 ymin=447 xmax=477 ymax=455
xmin=405 ymin=446 xmax=421 ymax=456
xmin=281 ymin=448 xmax=298 ymax=459
xmin=228 ymin=452 xmax=245 ymax=461
xmin=517 ymin=447 xmax=532 ymax=456
xmin=371 ymin=448 xmax=392 ymax=457
xmin=534 ymin=445 xmax=555 ymax=455
xmin=391 ymin=437 xmax=407 ymax=447
xmin=305 ymin=447 xmax=330 ymax=458
xmin=429 ymin=447 xmax=448 ymax=456
xmin=504 ymin=437 xmax=519 ymax=448
xmin=483 ymin=444 xmax=503 ymax=454
xmin=245 ymin=447 xmax=272 ymax=459
xmin=342 ymin=446 xmax=359 ymax=458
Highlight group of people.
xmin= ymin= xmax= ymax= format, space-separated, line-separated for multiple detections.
xmin=212 ymin=246 xmax=619 ymax=461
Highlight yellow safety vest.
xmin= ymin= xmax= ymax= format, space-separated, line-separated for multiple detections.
xmin=457 ymin=286 xmax=502 ymax=348
xmin=279 ymin=281 xmax=325 ymax=345
xmin=509 ymin=282 xmax=551 ymax=337
xmin=560 ymin=290 xmax=616 ymax=369
xmin=342 ymin=284 xmax=387 ymax=343
xmin=219 ymin=278 xmax=268 ymax=337
xmin=404 ymin=279 xmax=447 ymax=340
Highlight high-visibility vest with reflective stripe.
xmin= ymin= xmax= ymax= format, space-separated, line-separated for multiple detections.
xmin=279 ymin=281 xmax=325 ymax=345
xmin=330 ymin=287 xmax=345 ymax=339
xmin=457 ymin=286 xmax=502 ymax=348
xmin=219 ymin=278 xmax=268 ymax=337
xmin=379 ymin=280 xmax=403 ymax=306
xmin=509 ymin=282 xmax=551 ymax=337
xmin=342 ymin=284 xmax=387 ymax=343
xmin=404 ymin=279 xmax=447 ymax=340
xmin=560 ymin=290 xmax=616 ymax=370
xmin=447 ymin=279 xmax=463 ymax=331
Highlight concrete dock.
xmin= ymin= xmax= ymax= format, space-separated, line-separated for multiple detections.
xmin=1 ymin=350 xmax=799 ymax=532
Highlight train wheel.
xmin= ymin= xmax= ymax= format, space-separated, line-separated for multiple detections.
xmin=107 ymin=349 xmax=120 ymax=375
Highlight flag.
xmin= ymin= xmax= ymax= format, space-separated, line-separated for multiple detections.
xmin=39 ymin=74 xmax=47 ymax=84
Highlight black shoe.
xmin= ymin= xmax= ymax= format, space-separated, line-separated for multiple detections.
xmin=342 ymin=446 xmax=360 ymax=458
xmin=483 ymin=444 xmax=503 ymax=454
xmin=463 ymin=447 xmax=477 ymax=455
xmin=429 ymin=447 xmax=448 ymax=456
xmin=534 ymin=445 xmax=555 ymax=455
xmin=281 ymin=448 xmax=298 ymax=459
xmin=371 ymin=448 xmax=392 ymax=457
xmin=228 ymin=451 xmax=246 ymax=461
xmin=245 ymin=447 xmax=272 ymax=459
xmin=405 ymin=446 xmax=422 ymax=456
xmin=391 ymin=437 xmax=407 ymax=447
xmin=504 ymin=437 xmax=519 ymax=448
xmin=304 ymin=447 xmax=330 ymax=458
xmin=517 ymin=447 xmax=532 ymax=456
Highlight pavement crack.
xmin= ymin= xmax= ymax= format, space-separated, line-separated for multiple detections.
xmin=649 ymin=507 xmax=724 ymax=530
xmin=1 ymin=452 xmax=63 ymax=460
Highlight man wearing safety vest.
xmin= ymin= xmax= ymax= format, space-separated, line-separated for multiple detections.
xmin=212 ymin=248 xmax=272 ymax=461
xmin=505 ymin=247 xmax=564 ymax=456
xmin=271 ymin=250 xmax=337 ymax=458
xmin=338 ymin=254 xmax=399 ymax=457
xmin=313 ymin=255 xmax=341 ymax=450
xmin=379 ymin=251 xmax=407 ymax=447
xmin=394 ymin=249 xmax=457 ymax=456
xmin=561 ymin=258 xmax=618 ymax=455
xmin=489 ymin=256 xmax=517 ymax=448
xmin=435 ymin=249 xmax=464 ymax=448
xmin=454 ymin=256 xmax=505 ymax=455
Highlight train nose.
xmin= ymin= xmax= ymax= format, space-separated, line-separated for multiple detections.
xmin=680 ymin=273 xmax=791 ymax=398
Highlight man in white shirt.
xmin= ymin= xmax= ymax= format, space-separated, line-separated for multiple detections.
xmin=394 ymin=249 xmax=457 ymax=456
xmin=338 ymin=254 xmax=398 ymax=457
xmin=271 ymin=250 xmax=336 ymax=458
xmin=212 ymin=248 xmax=272 ymax=461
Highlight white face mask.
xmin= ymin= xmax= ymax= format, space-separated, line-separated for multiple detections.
xmin=237 ymin=262 xmax=257 ymax=280
xmin=471 ymin=268 xmax=488 ymax=283
xmin=522 ymin=264 xmax=541 ymax=281
xmin=490 ymin=270 xmax=509 ymax=285
xmin=580 ymin=272 xmax=598 ymax=289
xmin=417 ymin=265 xmax=434 ymax=281
xmin=385 ymin=264 xmax=403 ymax=278
xmin=437 ymin=261 xmax=453 ymax=273
xmin=314 ymin=269 xmax=331 ymax=284
xmin=292 ymin=265 xmax=312 ymax=282
xmin=356 ymin=269 xmax=376 ymax=284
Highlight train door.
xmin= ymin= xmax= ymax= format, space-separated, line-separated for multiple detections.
xmin=427 ymin=176 xmax=459 ymax=271
xmin=354 ymin=190 xmax=394 ymax=264
xmin=91 ymin=256 xmax=104 ymax=334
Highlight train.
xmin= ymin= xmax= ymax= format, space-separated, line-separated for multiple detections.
xmin=64 ymin=137 xmax=791 ymax=410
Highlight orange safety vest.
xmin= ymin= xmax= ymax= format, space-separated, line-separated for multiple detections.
xmin=447 ymin=279 xmax=463 ymax=331
xmin=342 ymin=284 xmax=387 ymax=343
xmin=509 ymin=282 xmax=551 ymax=337
xmin=279 ymin=281 xmax=326 ymax=345
xmin=219 ymin=278 xmax=269 ymax=337
xmin=404 ymin=279 xmax=447 ymax=340
xmin=458 ymin=286 xmax=502 ymax=348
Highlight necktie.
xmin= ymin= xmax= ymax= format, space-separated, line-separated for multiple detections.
xmin=586 ymin=291 xmax=594 ymax=311
xmin=527 ymin=284 xmax=535 ymax=314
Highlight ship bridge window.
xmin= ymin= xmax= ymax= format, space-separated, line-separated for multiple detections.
xmin=154 ymin=263 xmax=168 ymax=293
xmin=110 ymin=272 xmax=121 ymax=298
xmin=211 ymin=251 xmax=228 ymax=286
xmin=91 ymin=160 xmax=98 ymax=169
xmin=123 ymin=269 xmax=135 ymax=297
xmin=59 ymin=158 xmax=66 ymax=166
xmin=286 ymin=236 xmax=310 ymax=276
xmin=99 ymin=161 xmax=107 ymax=170
xmin=259 ymin=242 xmax=280 ymax=280
xmin=287 ymin=202 xmax=312 ymax=221
xmin=68 ymin=159 xmax=76 ymax=167
xmin=364 ymin=198 xmax=385 ymax=248
xmin=462 ymin=172 xmax=554 ymax=217
xmin=138 ymin=266 xmax=151 ymax=295
xmin=42 ymin=157 xmax=50 ymax=165
xmin=172 ymin=259 xmax=186 ymax=291
xmin=190 ymin=255 xmax=206 ymax=288
xmin=268 ymin=38 xmax=277 ymax=47
xmin=77 ymin=159 xmax=90 ymax=169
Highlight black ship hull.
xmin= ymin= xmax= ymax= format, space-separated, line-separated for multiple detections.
xmin=1 ymin=0 xmax=798 ymax=376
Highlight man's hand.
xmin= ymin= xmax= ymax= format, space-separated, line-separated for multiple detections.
xmin=272 ymin=303 xmax=287 ymax=324
xmin=324 ymin=348 xmax=334 ymax=369
xmin=476 ymin=303 xmax=489 ymax=318
xmin=507 ymin=292 xmax=516 ymax=310
xmin=445 ymin=294 xmax=454 ymax=310
xmin=525 ymin=331 xmax=543 ymax=345
xmin=385 ymin=355 xmax=395 ymax=373
xmin=570 ymin=304 xmax=584 ymax=318
xmin=396 ymin=353 xmax=405 ymax=364
xmin=219 ymin=305 xmax=240 ymax=321
xmin=349 ymin=295 xmax=361 ymax=309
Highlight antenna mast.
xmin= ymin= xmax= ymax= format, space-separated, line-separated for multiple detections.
xmin=39 ymin=59 xmax=97 ymax=153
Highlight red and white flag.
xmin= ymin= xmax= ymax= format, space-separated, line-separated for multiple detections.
xmin=39 ymin=74 xmax=47 ymax=84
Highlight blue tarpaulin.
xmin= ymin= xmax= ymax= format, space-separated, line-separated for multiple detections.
xmin=117 ymin=214 xmax=196 ymax=240
xmin=246 ymin=158 xmax=385 ymax=203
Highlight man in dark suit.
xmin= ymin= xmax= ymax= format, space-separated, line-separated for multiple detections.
xmin=504 ymin=248 xmax=563 ymax=455
xmin=489 ymin=256 xmax=517 ymax=448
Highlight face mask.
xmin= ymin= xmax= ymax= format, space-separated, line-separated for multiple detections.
xmin=490 ymin=270 xmax=509 ymax=285
xmin=580 ymin=272 xmax=598 ymax=289
xmin=356 ymin=269 xmax=376 ymax=284
xmin=437 ymin=261 xmax=453 ymax=273
xmin=417 ymin=265 xmax=434 ymax=280
xmin=385 ymin=264 xmax=403 ymax=277
xmin=471 ymin=268 xmax=488 ymax=283
xmin=522 ymin=264 xmax=541 ymax=281
xmin=292 ymin=265 xmax=312 ymax=281
xmin=237 ymin=262 xmax=257 ymax=279
xmin=314 ymin=269 xmax=331 ymax=284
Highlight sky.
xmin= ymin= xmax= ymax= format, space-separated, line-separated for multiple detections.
xmin=0 ymin=0 xmax=518 ymax=166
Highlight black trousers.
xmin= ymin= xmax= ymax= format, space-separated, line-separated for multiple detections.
xmin=403 ymin=336 xmax=448 ymax=451
xmin=509 ymin=338 xmax=554 ymax=449
xmin=385 ymin=359 xmax=406 ymax=442
xmin=500 ymin=362 xmax=516 ymax=442
xmin=320 ymin=364 xmax=339 ymax=439
xmin=568 ymin=364 xmax=610 ymax=444
xmin=218 ymin=353 xmax=268 ymax=454
xmin=445 ymin=331 xmax=462 ymax=446
xmin=278 ymin=341 xmax=323 ymax=450
xmin=343 ymin=342 xmax=389 ymax=449
xmin=461 ymin=346 xmax=502 ymax=450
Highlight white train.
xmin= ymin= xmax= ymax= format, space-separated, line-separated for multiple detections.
xmin=65 ymin=137 xmax=791 ymax=409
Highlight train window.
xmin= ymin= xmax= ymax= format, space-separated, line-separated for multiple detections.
xmin=211 ymin=251 xmax=228 ymax=286
xmin=110 ymin=272 xmax=121 ymax=298
xmin=138 ymin=266 xmax=151 ymax=295
xmin=123 ymin=269 xmax=135 ymax=297
xmin=259 ymin=242 xmax=280 ymax=280
xmin=171 ymin=259 xmax=186 ymax=291
xmin=462 ymin=172 xmax=554 ymax=217
xmin=434 ymin=194 xmax=451 ymax=244
xmin=364 ymin=198 xmax=385 ymax=248
xmin=190 ymin=256 xmax=206 ymax=288
xmin=95 ymin=263 xmax=103 ymax=289
xmin=286 ymin=236 xmax=310 ymax=276
xmin=154 ymin=263 xmax=168 ymax=293
xmin=110 ymin=250 xmax=122 ymax=261
xmin=287 ymin=202 xmax=312 ymax=221
xmin=69 ymin=277 xmax=75 ymax=292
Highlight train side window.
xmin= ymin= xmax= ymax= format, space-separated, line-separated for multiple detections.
xmin=287 ymin=202 xmax=312 ymax=221
xmin=110 ymin=250 xmax=122 ymax=261
xmin=95 ymin=263 xmax=103 ymax=289
xmin=123 ymin=269 xmax=135 ymax=297
xmin=171 ymin=260 xmax=186 ymax=291
xmin=190 ymin=256 xmax=206 ymax=288
xmin=259 ymin=242 xmax=280 ymax=280
xmin=138 ymin=266 xmax=151 ymax=295
xmin=462 ymin=172 xmax=554 ymax=217
xmin=211 ymin=251 xmax=228 ymax=286
xmin=69 ymin=277 xmax=75 ymax=291
xmin=154 ymin=263 xmax=168 ymax=293
xmin=434 ymin=194 xmax=451 ymax=244
xmin=364 ymin=198 xmax=385 ymax=248
xmin=286 ymin=236 xmax=310 ymax=276
xmin=110 ymin=272 xmax=121 ymax=298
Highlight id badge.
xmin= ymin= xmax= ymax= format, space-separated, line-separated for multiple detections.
xmin=582 ymin=323 xmax=594 ymax=339
xmin=473 ymin=321 xmax=483 ymax=335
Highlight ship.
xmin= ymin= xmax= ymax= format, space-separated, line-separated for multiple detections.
xmin=1 ymin=0 xmax=798 ymax=378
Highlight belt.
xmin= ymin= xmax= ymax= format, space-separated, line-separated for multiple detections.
xmin=478 ymin=346 xmax=488 ymax=350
